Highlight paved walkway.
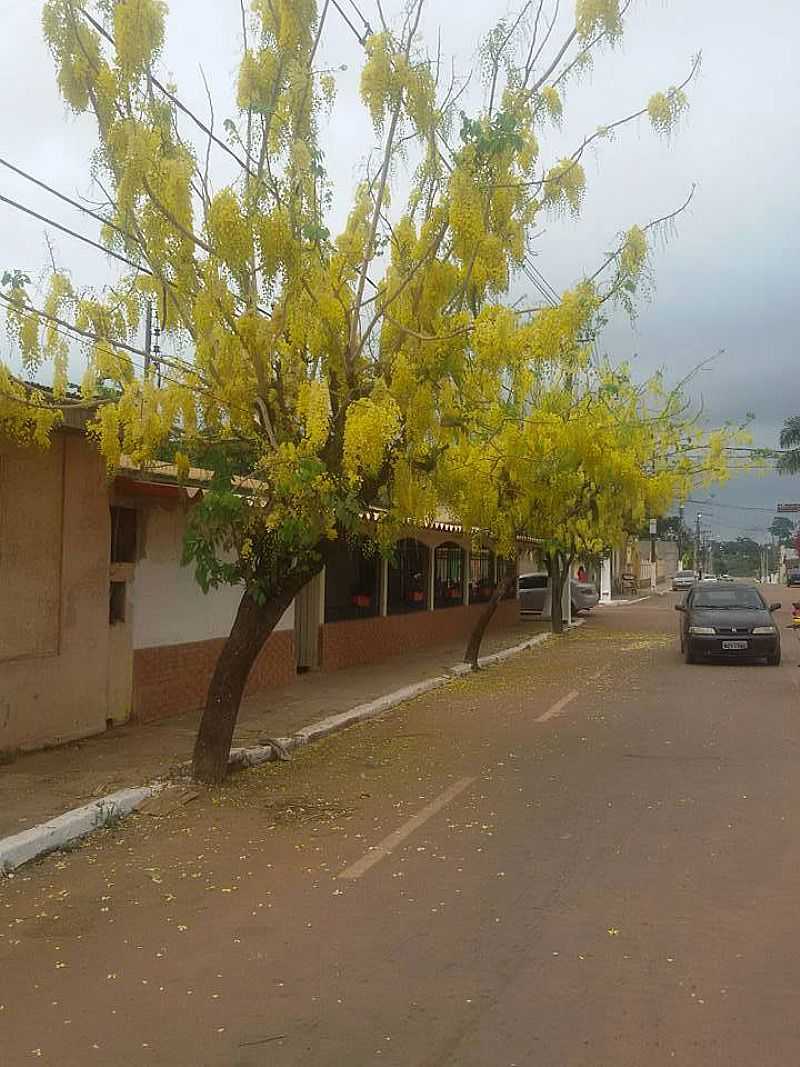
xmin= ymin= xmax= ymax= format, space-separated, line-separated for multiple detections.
xmin=0 ymin=618 xmax=549 ymax=838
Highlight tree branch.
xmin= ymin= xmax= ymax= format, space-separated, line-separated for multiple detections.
xmin=348 ymin=0 xmax=426 ymax=370
xmin=590 ymin=183 xmax=696 ymax=291
xmin=532 ymin=26 xmax=577 ymax=93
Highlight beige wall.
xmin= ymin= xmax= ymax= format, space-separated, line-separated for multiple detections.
xmin=0 ymin=433 xmax=111 ymax=753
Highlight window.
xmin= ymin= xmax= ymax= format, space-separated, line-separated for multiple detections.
xmin=111 ymin=506 xmax=138 ymax=563
xmin=388 ymin=539 xmax=429 ymax=614
xmin=469 ymin=548 xmax=496 ymax=603
xmin=324 ymin=539 xmax=380 ymax=623
xmin=434 ymin=542 xmax=465 ymax=609
xmin=518 ymin=574 xmax=547 ymax=591
xmin=109 ymin=581 xmax=126 ymax=624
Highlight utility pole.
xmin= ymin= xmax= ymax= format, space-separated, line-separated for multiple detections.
xmin=144 ymin=301 xmax=152 ymax=378
xmin=153 ymin=312 xmax=162 ymax=389
xmin=695 ymin=512 xmax=702 ymax=577
xmin=678 ymin=503 xmax=686 ymax=567
xmin=649 ymin=517 xmax=657 ymax=591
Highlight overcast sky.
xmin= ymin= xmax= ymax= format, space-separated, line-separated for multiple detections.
xmin=2 ymin=0 xmax=799 ymax=539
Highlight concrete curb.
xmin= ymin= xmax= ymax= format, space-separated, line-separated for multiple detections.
xmin=0 ymin=785 xmax=162 ymax=875
xmin=0 ymin=620 xmax=584 ymax=875
xmin=598 ymin=595 xmax=651 ymax=607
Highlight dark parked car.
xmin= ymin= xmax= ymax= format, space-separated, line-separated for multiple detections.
xmin=787 ymin=570 xmax=800 ymax=587
xmin=676 ymin=582 xmax=782 ymax=665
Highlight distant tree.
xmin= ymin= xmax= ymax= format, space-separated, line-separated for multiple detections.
xmin=777 ymin=417 xmax=800 ymax=475
xmin=713 ymin=537 xmax=761 ymax=578
xmin=769 ymin=515 xmax=795 ymax=546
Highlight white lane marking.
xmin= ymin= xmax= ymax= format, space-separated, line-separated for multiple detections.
xmin=338 ymin=777 xmax=476 ymax=881
xmin=536 ymin=689 xmax=580 ymax=723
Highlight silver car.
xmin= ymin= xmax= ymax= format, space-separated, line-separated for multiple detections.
xmin=672 ymin=570 xmax=697 ymax=592
xmin=518 ymin=573 xmax=600 ymax=615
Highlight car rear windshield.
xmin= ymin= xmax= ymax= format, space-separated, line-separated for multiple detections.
xmin=692 ymin=587 xmax=764 ymax=609
xmin=677 ymin=571 xmax=695 ymax=578
xmin=519 ymin=575 xmax=547 ymax=589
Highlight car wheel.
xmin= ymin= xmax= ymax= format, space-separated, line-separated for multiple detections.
xmin=767 ymin=648 xmax=781 ymax=666
xmin=684 ymin=642 xmax=696 ymax=664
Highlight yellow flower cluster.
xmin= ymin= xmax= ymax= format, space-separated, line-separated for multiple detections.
xmin=42 ymin=1 xmax=103 ymax=113
xmin=207 ymin=189 xmax=254 ymax=271
xmin=575 ymin=0 xmax=623 ymax=42
xmin=647 ymin=89 xmax=689 ymax=135
xmin=0 ymin=367 xmax=62 ymax=448
xmin=543 ymin=159 xmax=586 ymax=216
xmin=360 ymin=33 xmax=394 ymax=131
xmin=297 ymin=380 xmax=331 ymax=452
xmin=343 ymin=393 xmax=402 ymax=485
xmin=113 ymin=0 xmax=166 ymax=81
xmin=619 ymin=225 xmax=648 ymax=280
xmin=540 ymin=86 xmax=563 ymax=123
xmin=237 ymin=48 xmax=279 ymax=113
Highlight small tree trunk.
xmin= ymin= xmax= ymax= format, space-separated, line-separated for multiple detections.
xmin=549 ymin=550 xmax=576 ymax=634
xmin=464 ymin=570 xmax=516 ymax=670
xmin=549 ymin=552 xmax=566 ymax=635
xmin=191 ymin=576 xmax=308 ymax=785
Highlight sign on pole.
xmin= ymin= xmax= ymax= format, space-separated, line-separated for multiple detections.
xmin=649 ymin=519 xmax=657 ymax=535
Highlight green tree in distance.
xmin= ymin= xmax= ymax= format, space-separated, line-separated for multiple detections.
xmin=769 ymin=515 xmax=795 ymax=546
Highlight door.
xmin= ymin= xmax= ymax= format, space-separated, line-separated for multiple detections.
xmin=107 ymin=572 xmax=134 ymax=725
xmin=295 ymin=571 xmax=323 ymax=671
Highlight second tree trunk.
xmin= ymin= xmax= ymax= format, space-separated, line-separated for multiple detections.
xmin=464 ymin=570 xmax=517 ymax=670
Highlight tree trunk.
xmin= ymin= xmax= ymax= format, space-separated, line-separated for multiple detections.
xmin=191 ymin=574 xmax=311 ymax=785
xmin=549 ymin=552 xmax=567 ymax=635
xmin=464 ymin=569 xmax=516 ymax=670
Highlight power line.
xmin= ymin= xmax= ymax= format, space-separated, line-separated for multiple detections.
xmin=1 ymin=290 xmax=159 ymax=366
xmin=345 ymin=0 xmax=373 ymax=35
xmin=0 ymin=192 xmax=150 ymax=278
xmin=522 ymin=263 xmax=557 ymax=308
xmin=686 ymin=498 xmax=781 ymax=514
xmin=524 ymin=254 xmax=560 ymax=304
xmin=0 ymin=291 xmax=257 ymax=423
xmin=0 ymin=157 xmax=138 ymax=246
xmin=0 ymin=159 xmax=273 ymax=317
xmin=330 ymin=0 xmax=370 ymax=43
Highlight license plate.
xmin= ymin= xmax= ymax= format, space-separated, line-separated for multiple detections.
xmin=721 ymin=640 xmax=748 ymax=650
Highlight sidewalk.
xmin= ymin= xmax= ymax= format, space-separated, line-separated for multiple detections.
xmin=0 ymin=618 xmax=550 ymax=839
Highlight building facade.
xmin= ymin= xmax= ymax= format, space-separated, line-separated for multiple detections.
xmin=1 ymin=431 xmax=523 ymax=752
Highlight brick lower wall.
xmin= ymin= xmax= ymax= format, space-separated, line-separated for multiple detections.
xmin=320 ymin=598 xmax=520 ymax=673
xmin=132 ymin=629 xmax=296 ymax=724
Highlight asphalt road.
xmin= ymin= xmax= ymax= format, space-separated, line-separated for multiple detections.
xmin=2 ymin=589 xmax=800 ymax=1066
